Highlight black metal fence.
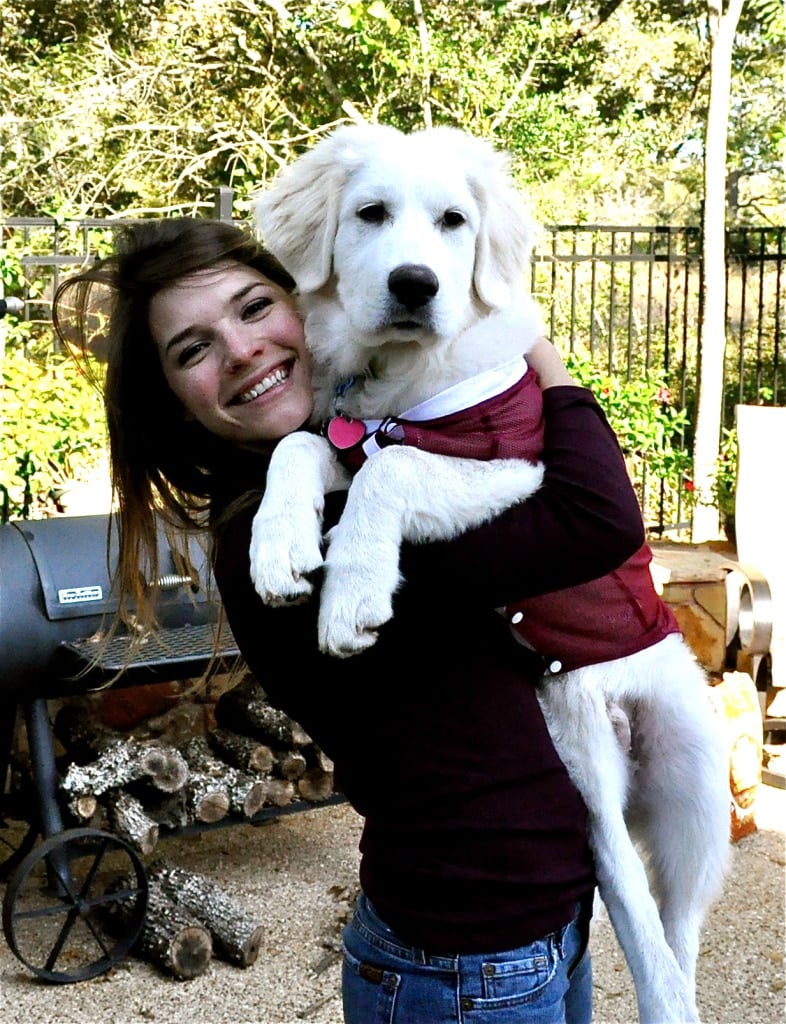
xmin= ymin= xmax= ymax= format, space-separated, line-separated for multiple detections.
xmin=1 ymin=203 xmax=784 ymax=533
xmin=532 ymin=223 xmax=783 ymax=409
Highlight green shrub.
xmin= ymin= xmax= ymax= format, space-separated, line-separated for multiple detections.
xmin=1 ymin=348 xmax=107 ymax=519
xmin=564 ymin=352 xmax=695 ymax=532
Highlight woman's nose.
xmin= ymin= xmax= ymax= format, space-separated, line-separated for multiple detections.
xmin=223 ymin=326 xmax=264 ymax=368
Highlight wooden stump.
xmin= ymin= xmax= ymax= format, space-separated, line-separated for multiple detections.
xmin=214 ymin=684 xmax=310 ymax=748
xmin=61 ymin=738 xmax=188 ymax=797
xmin=106 ymin=790 xmax=160 ymax=855
xmin=106 ymin=874 xmax=212 ymax=980
xmin=149 ymin=861 xmax=265 ymax=967
xmin=206 ymin=727 xmax=275 ymax=774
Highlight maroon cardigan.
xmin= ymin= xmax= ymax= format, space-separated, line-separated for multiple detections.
xmin=212 ymin=386 xmax=645 ymax=954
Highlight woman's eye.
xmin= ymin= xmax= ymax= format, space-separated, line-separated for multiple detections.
xmin=244 ymin=296 xmax=273 ymax=318
xmin=177 ymin=340 xmax=208 ymax=367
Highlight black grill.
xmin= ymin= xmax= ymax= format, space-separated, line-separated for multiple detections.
xmin=0 ymin=513 xmax=239 ymax=700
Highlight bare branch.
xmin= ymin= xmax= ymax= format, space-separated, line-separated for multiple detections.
xmin=412 ymin=0 xmax=433 ymax=129
xmin=254 ymin=0 xmax=366 ymax=124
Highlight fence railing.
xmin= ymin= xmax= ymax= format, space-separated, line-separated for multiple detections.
xmin=2 ymin=202 xmax=784 ymax=533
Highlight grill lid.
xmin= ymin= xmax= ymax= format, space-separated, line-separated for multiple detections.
xmin=14 ymin=514 xmax=209 ymax=622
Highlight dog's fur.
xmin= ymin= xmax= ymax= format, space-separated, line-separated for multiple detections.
xmin=249 ymin=124 xmax=730 ymax=1024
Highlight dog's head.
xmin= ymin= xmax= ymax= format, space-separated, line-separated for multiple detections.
xmin=253 ymin=124 xmax=537 ymax=363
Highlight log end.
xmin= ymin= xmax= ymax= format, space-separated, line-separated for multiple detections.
xmin=169 ymin=925 xmax=213 ymax=980
xmin=235 ymin=924 xmax=265 ymax=968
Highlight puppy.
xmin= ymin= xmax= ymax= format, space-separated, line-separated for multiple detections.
xmin=250 ymin=123 xmax=730 ymax=1024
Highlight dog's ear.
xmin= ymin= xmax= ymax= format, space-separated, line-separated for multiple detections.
xmin=253 ymin=141 xmax=343 ymax=293
xmin=474 ymin=182 xmax=537 ymax=309
xmin=253 ymin=125 xmax=390 ymax=294
xmin=446 ymin=132 xmax=537 ymax=310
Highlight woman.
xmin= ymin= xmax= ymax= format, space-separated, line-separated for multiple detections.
xmin=55 ymin=216 xmax=646 ymax=1024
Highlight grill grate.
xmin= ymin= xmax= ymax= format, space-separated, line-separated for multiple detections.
xmin=59 ymin=622 xmax=241 ymax=685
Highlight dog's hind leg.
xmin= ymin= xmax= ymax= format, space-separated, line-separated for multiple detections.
xmin=538 ymin=672 xmax=700 ymax=1024
xmin=624 ymin=640 xmax=730 ymax=995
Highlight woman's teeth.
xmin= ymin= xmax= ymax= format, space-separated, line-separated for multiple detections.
xmin=237 ymin=367 xmax=289 ymax=404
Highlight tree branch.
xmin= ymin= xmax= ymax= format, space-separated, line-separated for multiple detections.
xmin=256 ymin=0 xmax=365 ymax=124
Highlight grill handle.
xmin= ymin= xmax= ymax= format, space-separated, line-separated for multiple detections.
xmin=154 ymin=574 xmax=199 ymax=592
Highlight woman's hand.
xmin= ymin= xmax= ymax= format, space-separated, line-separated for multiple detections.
xmin=527 ymin=337 xmax=574 ymax=389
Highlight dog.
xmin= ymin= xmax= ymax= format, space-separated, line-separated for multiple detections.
xmin=249 ymin=123 xmax=730 ymax=1024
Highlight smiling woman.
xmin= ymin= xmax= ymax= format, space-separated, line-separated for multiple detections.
xmin=52 ymin=217 xmax=303 ymax=632
xmin=149 ymin=263 xmax=312 ymax=446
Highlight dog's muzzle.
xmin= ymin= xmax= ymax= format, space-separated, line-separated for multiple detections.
xmin=388 ymin=264 xmax=439 ymax=312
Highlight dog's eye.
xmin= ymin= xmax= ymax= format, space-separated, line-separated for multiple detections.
xmin=442 ymin=209 xmax=466 ymax=229
xmin=357 ymin=203 xmax=387 ymax=224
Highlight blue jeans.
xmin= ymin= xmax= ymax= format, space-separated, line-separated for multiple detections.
xmin=342 ymin=893 xmax=593 ymax=1024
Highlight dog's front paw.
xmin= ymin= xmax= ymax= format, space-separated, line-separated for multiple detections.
xmin=249 ymin=504 xmax=324 ymax=607
xmin=317 ymin=547 xmax=400 ymax=658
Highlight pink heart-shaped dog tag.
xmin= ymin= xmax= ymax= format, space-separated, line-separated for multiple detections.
xmin=326 ymin=415 xmax=367 ymax=450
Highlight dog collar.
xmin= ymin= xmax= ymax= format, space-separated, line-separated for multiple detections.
xmin=333 ymin=365 xmax=377 ymax=415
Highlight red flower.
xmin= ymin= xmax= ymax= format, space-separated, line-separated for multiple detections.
xmin=684 ymin=480 xmax=695 ymax=492
xmin=656 ymin=386 xmax=671 ymax=404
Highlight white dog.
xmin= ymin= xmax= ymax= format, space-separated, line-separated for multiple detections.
xmin=249 ymin=123 xmax=730 ymax=1024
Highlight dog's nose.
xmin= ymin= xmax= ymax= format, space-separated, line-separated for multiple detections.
xmin=388 ymin=264 xmax=439 ymax=310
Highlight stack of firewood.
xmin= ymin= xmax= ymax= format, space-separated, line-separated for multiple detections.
xmin=56 ymin=676 xmax=336 ymax=856
xmin=106 ymin=859 xmax=266 ymax=979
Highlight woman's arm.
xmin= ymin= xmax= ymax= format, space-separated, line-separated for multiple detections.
xmin=396 ymin=377 xmax=645 ymax=607
xmin=525 ymin=335 xmax=575 ymax=389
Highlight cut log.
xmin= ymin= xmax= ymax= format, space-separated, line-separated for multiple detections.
xmin=297 ymin=767 xmax=335 ymax=803
xmin=105 ymin=790 xmax=159 ymax=855
xmin=148 ymin=860 xmax=265 ymax=967
xmin=275 ymin=750 xmax=307 ymax=780
xmin=65 ymin=792 xmax=98 ymax=822
xmin=264 ymin=777 xmax=296 ymax=808
xmin=141 ymin=744 xmax=190 ymax=792
xmin=185 ymin=771 xmax=231 ymax=823
xmin=295 ymin=745 xmax=334 ymax=801
xmin=106 ymin=874 xmax=212 ymax=980
xmin=180 ymin=735 xmax=267 ymax=818
xmin=54 ymin=700 xmax=118 ymax=764
xmin=228 ymin=774 xmax=268 ymax=818
xmin=214 ymin=686 xmax=311 ymax=748
xmin=60 ymin=738 xmax=188 ymax=797
xmin=206 ymin=727 xmax=275 ymax=774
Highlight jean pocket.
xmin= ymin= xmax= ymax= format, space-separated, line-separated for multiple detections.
xmin=481 ymin=948 xmax=558 ymax=1003
xmin=342 ymin=944 xmax=401 ymax=1024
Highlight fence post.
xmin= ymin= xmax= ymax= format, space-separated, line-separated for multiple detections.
xmin=212 ymin=187 xmax=235 ymax=222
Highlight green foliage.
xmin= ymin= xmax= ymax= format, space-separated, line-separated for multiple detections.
xmin=714 ymin=426 xmax=738 ymax=518
xmin=564 ymin=352 xmax=695 ymax=530
xmin=0 ymin=0 xmax=782 ymax=527
xmin=1 ymin=348 xmax=107 ymax=519
xmin=0 ymin=0 xmax=782 ymax=223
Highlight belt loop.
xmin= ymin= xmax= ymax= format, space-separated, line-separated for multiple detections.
xmin=554 ymin=923 xmax=566 ymax=960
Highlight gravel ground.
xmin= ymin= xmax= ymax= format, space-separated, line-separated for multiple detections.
xmin=0 ymin=784 xmax=783 ymax=1024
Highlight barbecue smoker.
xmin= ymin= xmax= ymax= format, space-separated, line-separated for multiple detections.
xmin=0 ymin=512 xmax=240 ymax=982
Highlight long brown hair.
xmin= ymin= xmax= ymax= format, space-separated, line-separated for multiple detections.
xmin=53 ymin=216 xmax=295 ymax=632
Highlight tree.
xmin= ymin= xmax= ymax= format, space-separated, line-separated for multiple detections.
xmin=691 ymin=0 xmax=745 ymax=541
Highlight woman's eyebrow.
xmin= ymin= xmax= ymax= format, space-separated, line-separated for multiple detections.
xmin=163 ymin=282 xmax=263 ymax=353
xmin=164 ymin=324 xmax=199 ymax=353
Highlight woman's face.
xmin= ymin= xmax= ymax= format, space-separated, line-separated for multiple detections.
xmin=150 ymin=262 xmax=313 ymax=446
